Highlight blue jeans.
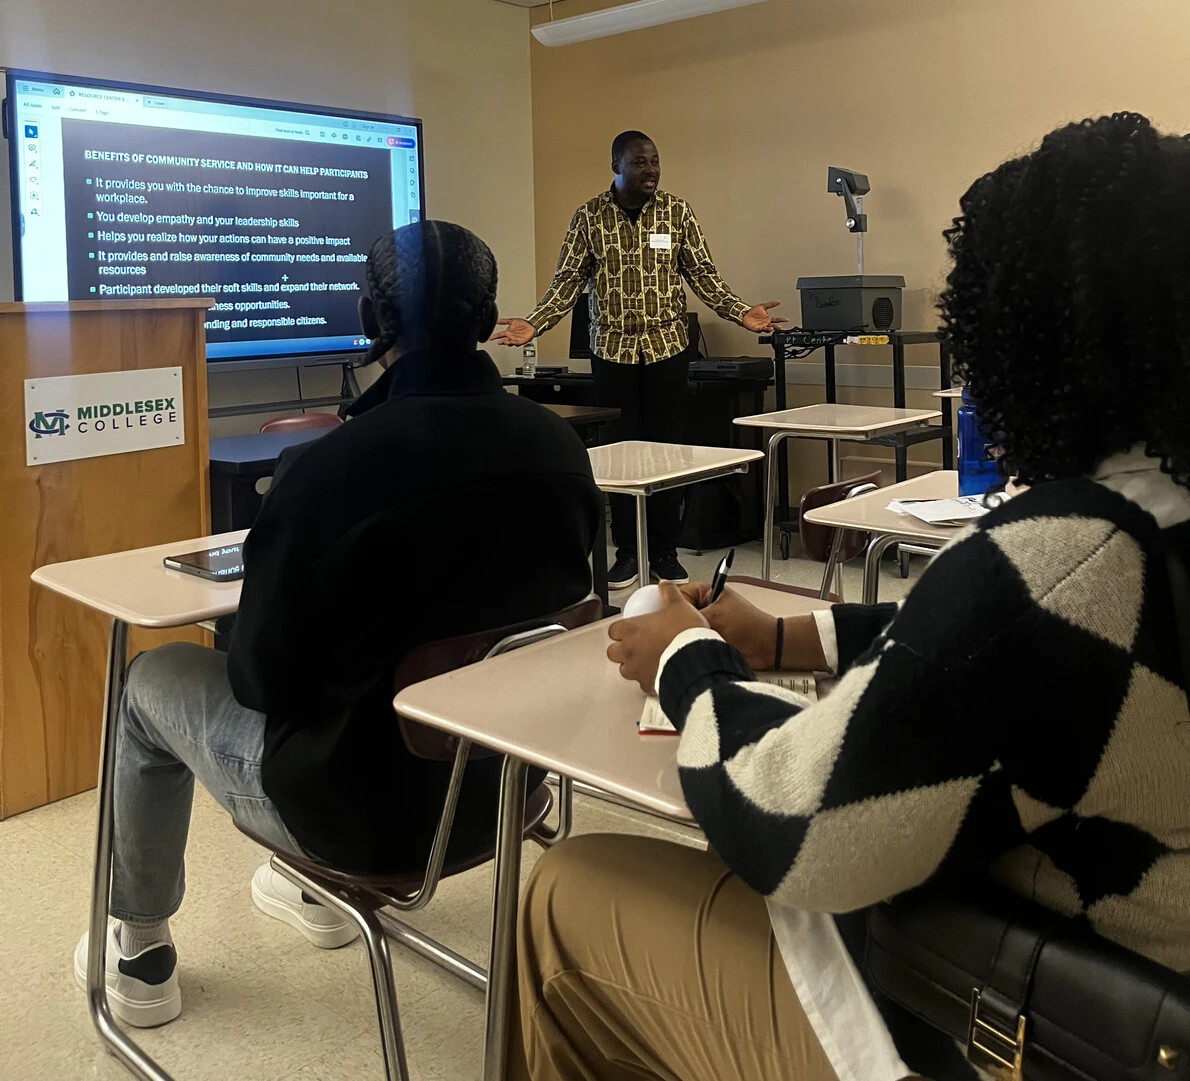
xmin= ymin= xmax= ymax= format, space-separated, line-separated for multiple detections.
xmin=110 ymin=642 xmax=305 ymax=923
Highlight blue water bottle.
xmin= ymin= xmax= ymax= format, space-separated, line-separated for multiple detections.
xmin=957 ymin=388 xmax=998 ymax=496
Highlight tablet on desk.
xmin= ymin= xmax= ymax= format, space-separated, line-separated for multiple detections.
xmin=163 ymin=543 xmax=245 ymax=582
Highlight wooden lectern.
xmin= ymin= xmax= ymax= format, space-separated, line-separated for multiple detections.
xmin=0 ymin=299 xmax=212 ymax=818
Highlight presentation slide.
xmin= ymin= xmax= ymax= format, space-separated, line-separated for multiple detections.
xmin=63 ymin=121 xmax=392 ymax=351
xmin=8 ymin=73 xmax=424 ymax=361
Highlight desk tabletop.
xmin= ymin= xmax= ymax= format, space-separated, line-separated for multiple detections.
xmin=933 ymin=387 xmax=965 ymax=399
xmin=733 ymin=403 xmax=941 ymax=437
xmin=589 ymin=440 xmax=763 ymax=491
xmin=32 ymin=530 xmax=247 ymax=627
xmin=542 ymin=403 xmax=621 ymax=425
xmin=209 ymin=429 xmax=328 ymax=471
xmin=802 ymin=470 xmax=959 ymax=543
xmin=393 ymin=583 xmax=830 ymax=820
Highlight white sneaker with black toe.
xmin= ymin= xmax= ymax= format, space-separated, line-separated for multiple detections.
xmin=251 ymin=863 xmax=360 ymax=949
xmin=73 ymin=923 xmax=182 ymax=1028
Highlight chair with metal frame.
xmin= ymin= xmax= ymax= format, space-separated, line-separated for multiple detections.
xmin=233 ymin=594 xmax=603 ymax=1081
xmin=798 ymin=471 xmax=883 ymax=601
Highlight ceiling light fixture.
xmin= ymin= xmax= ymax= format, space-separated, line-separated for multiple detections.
xmin=531 ymin=0 xmax=768 ymax=47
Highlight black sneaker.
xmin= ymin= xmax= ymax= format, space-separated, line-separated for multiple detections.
xmin=650 ymin=555 xmax=690 ymax=584
xmin=607 ymin=555 xmax=640 ymax=590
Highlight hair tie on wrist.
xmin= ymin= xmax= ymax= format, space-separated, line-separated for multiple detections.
xmin=774 ymin=617 xmax=784 ymax=671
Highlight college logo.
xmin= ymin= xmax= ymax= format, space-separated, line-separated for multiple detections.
xmin=25 ymin=368 xmax=184 ymax=467
xmin=28 ymin=410 xmax=71 ymax=438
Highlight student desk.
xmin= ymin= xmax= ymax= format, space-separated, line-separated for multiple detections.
xmin=32 ymin=532 xmax=247 ymax=1081
xmin=209 ymin=405 xmax=623 ymax=610
xmin=733 ymin=404 xmax=943 ymax=580
xmin=209 ymin=404 xmax=622 ymax=534
xmin=802 ymin=470 xmax=959 ymax=603
xmin=393 ymin=582 xmax=831 ymax=1081
xmin=208 ymin=430 xmax=326 ymax=533
xmin=541 ymin=402 xmax=621 ymax=446
xmin=588 ymin=440 xmax=764 ymax=590
xmin=32 ymin=534 xmax=822 ymax=1081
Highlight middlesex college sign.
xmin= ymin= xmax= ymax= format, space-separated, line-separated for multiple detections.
xmin=25 ymin=367 xmax=185 ymax=466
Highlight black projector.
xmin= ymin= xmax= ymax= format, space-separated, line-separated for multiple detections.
xmin=796 ymin=274 xmax=905 ymax=333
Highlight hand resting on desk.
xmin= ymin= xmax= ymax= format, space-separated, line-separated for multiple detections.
xmin=679 ymin=584 xmax=828 ymax=674
xmin=608 ymin=582 xmax=830 ymax=693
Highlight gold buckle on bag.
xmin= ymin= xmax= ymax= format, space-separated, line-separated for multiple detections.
xmin=967 ymin=988 xmax=1026 ymax=1081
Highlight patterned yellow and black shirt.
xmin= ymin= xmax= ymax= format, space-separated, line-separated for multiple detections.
xmin=527 ymin=189 xmax=751 ymax=365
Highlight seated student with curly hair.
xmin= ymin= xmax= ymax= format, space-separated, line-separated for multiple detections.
xmin=509 ymin=113 xmax=1190 ymax=1081
xmin=74 ymin=221 xmax=602 ymax=1028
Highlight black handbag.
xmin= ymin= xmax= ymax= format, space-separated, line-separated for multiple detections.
xmin=863 ymin=545 xmax=1190 ymax=1081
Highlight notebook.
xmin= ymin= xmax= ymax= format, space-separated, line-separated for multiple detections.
xmin=639 ymin=671 xmax=818 ymax=735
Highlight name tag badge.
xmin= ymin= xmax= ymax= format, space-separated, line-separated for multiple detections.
xmin=649 ymin=233 xmax=672 ymax=250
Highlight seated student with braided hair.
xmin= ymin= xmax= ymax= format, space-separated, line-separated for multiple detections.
xmin=73 ymin=221 xmax=603 ymax=1028
xmin=510 ymin=114 xmax=1190 ymax=1081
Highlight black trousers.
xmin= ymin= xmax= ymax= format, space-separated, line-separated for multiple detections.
xmin=591 ymin=350 xmax=689 ymax=561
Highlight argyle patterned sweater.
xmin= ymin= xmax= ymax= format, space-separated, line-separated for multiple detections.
xmin=657 ymin=475 xmax=1190 ymax=1078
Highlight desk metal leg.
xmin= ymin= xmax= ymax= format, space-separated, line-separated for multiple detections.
xmin=863 ymin=533 xmax=906 ymax=604
xmin=762 ymin=432 xmax=790 ymax=581
xmin=88 ymin=620 xmax=177 ymax=1081
xmin=939 ymin=340 xmax=955 ymax=470
xmin=634 ymin=493 xmax=649 ymax=589
xmin=891 ymin=337 xmax=910 ymax=482
xmin=482 ymin=756 xmax=529 ymax=1081
xmin=819 ymin=526 xmax=849 ymax=601
xmin=592 ymin=505 xmax=610 ymax=607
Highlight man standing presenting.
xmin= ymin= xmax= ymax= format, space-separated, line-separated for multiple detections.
xmin=494 ymin=130 xmax=784 ymax=588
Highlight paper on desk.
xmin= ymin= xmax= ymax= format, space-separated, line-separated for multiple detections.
xmin=638 ymin=673 xmax=818 ymax=735
xmin=639 ymin=696 xmax=678 ymax=735
xmin=886 ymin=495 xmax=989 ymax=525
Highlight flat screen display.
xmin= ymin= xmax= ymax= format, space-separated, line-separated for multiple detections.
xmin=5 ymin=69 xmax=425 ymax=363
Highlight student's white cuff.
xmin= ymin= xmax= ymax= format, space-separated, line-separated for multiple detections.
xmin=812 ymin=609 xmax=839 ymax=673
xmin=657 ymin=627 xmax=724 ymax=682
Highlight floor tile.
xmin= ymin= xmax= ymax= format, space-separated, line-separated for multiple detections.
xmin=19 ymin=787 xmax=99 ymax=862
xmin=127 ymin=960 xmax=372 ymax=1081
xmin=284 ymin=984 xmax=484 ymax=1081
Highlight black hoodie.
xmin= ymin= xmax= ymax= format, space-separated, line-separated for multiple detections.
xmin=228 ymin=350 xmax=602 ymax=870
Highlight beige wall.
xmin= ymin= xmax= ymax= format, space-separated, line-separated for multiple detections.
xmin=0 ymin=0 xmax=536 ymax=432
xmin=527 ymin=0 xmax=1190 ymax=486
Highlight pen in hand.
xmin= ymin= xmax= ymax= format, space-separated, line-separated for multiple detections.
xmin=708 ymin=548 xmax=735 ymax=606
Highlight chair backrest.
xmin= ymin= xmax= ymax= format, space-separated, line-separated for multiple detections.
xmin=393 ymin=594 xmax=604 ymax=760
xmin=259 ymin=412 xmax=344 ymax=434
xmin=799 ymin=470 xmax=884 ymax=563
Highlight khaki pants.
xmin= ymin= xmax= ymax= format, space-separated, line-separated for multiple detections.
xmin=508 ymin=833 xmax=840 ymax=1081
